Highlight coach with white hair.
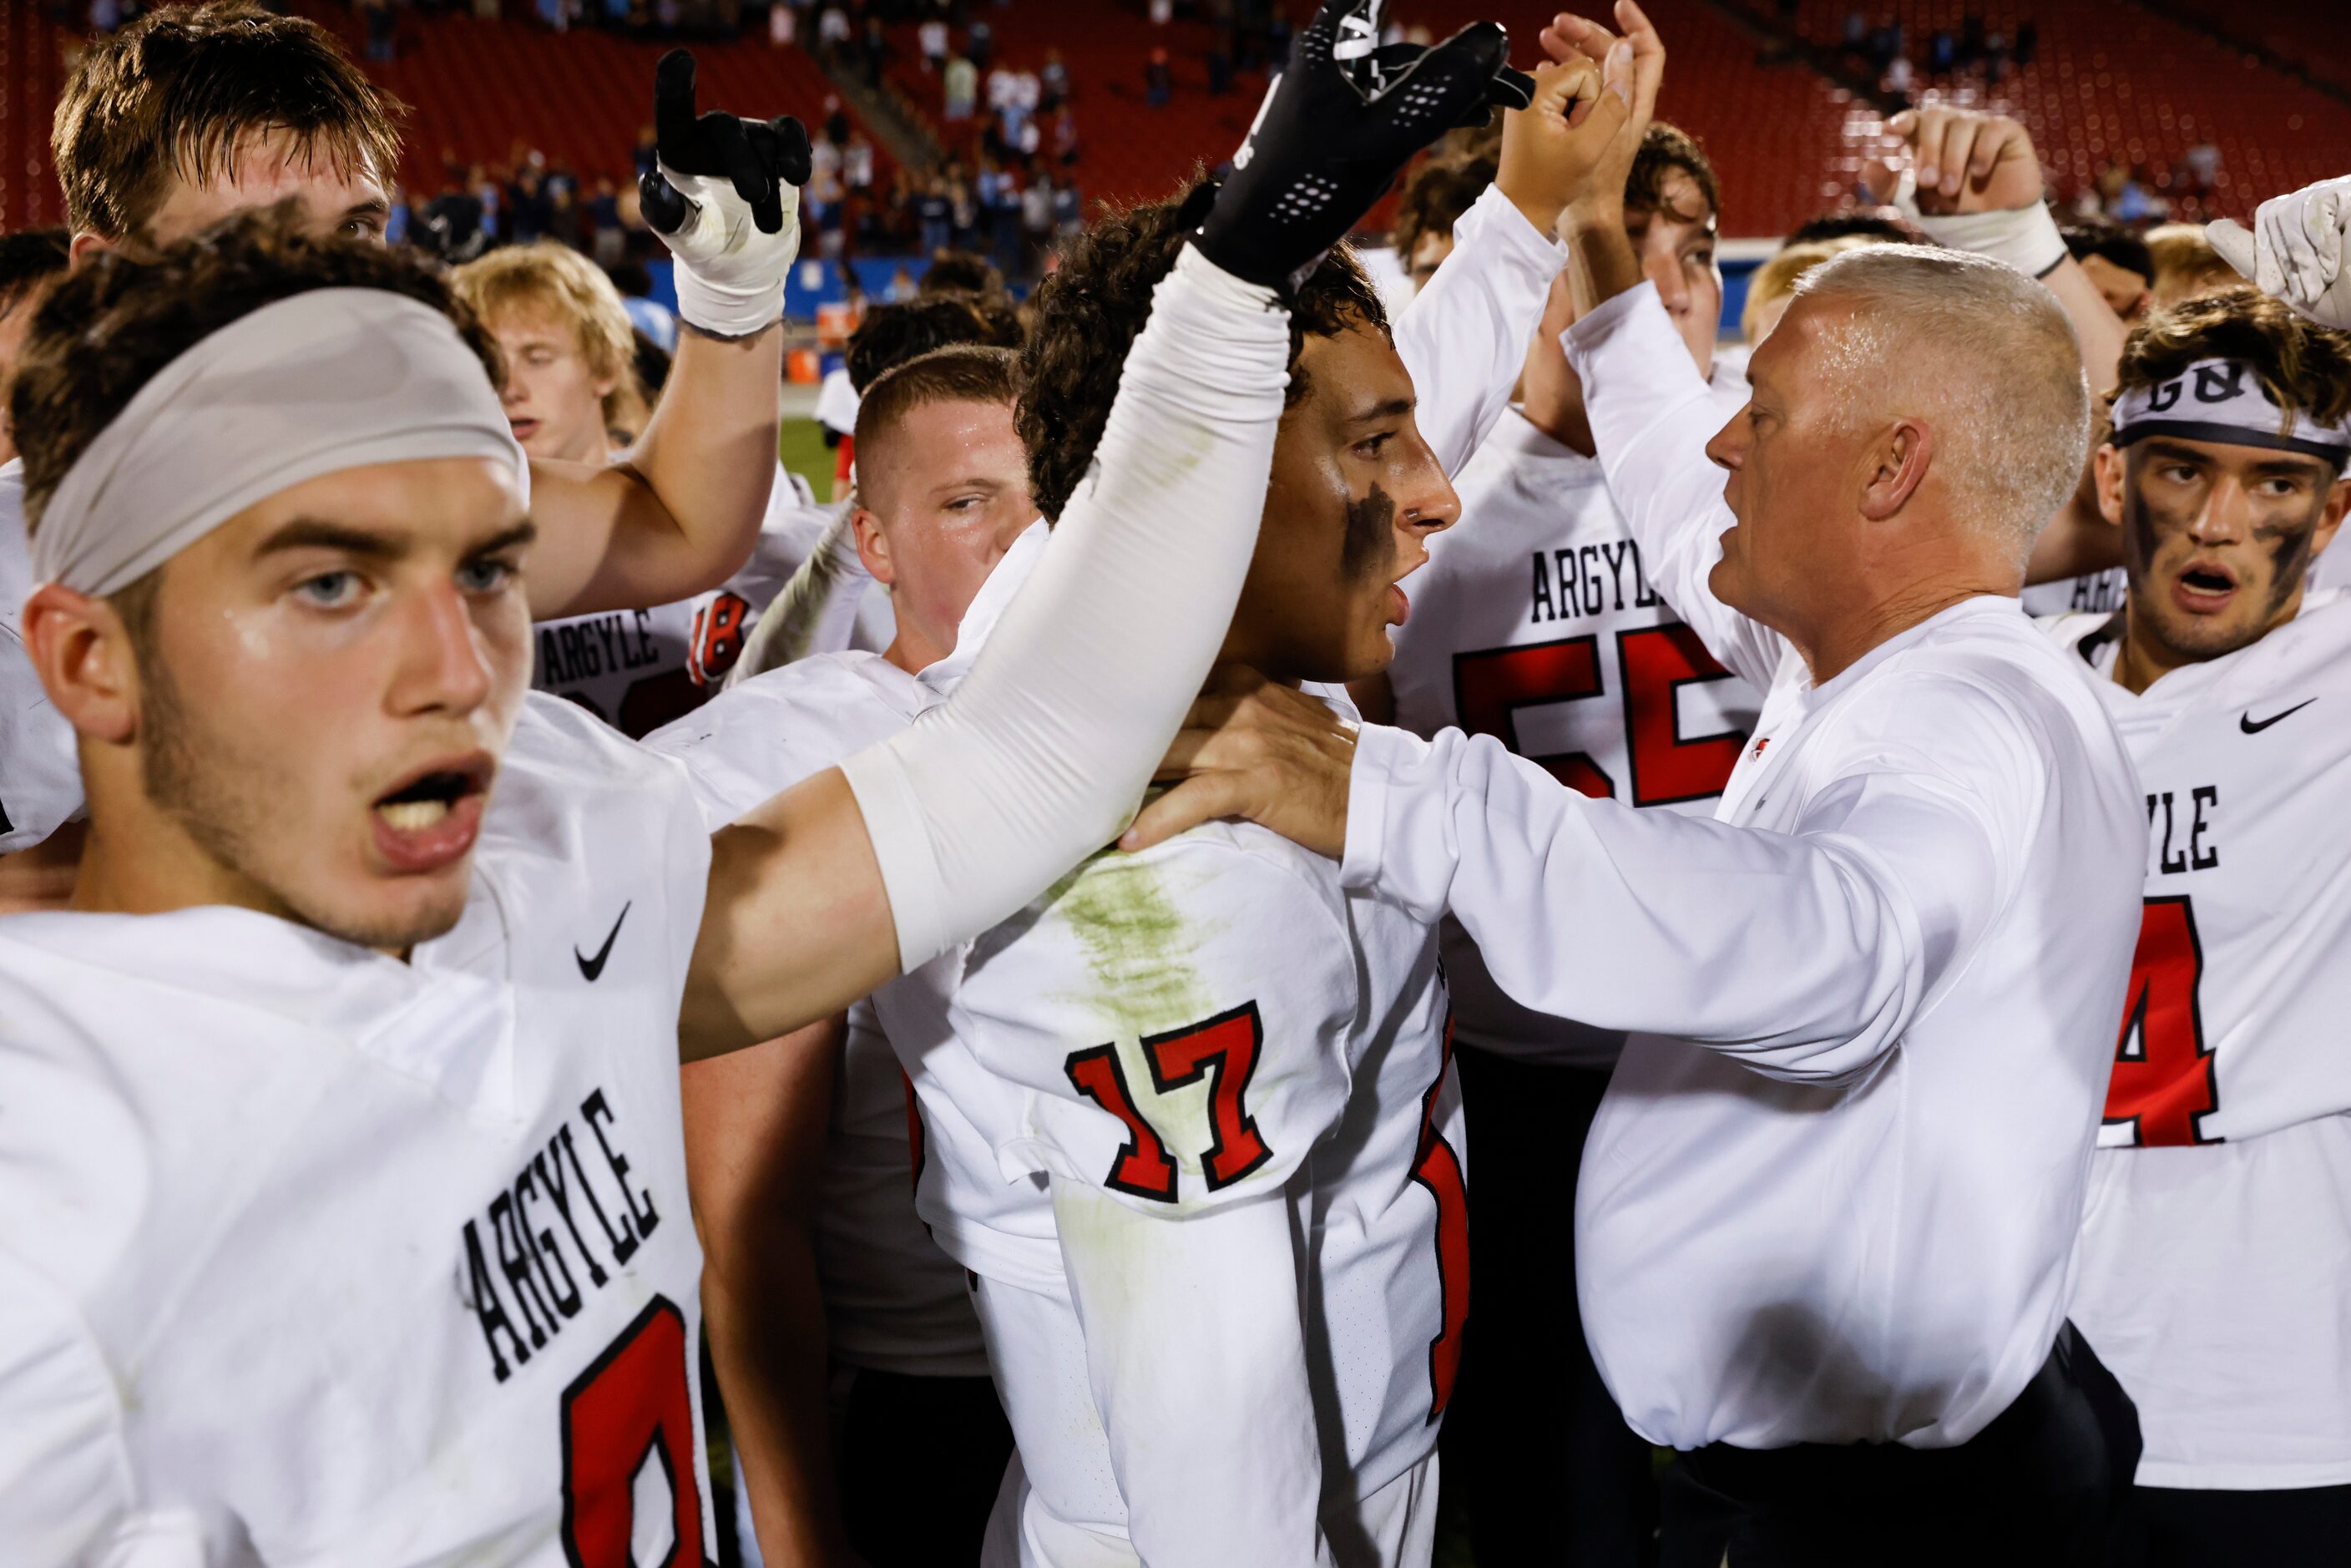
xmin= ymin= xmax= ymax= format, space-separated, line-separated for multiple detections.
xmin=1132 ymin=4 xmax=2146 ymax=1560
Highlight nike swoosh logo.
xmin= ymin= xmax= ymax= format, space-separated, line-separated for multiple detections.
xmin=574 ymin=902 xmax=631 ymax=983
xmin=2240 ymin=699 xmax=2316 ymax=734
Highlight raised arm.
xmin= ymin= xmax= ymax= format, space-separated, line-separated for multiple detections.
xmin=1392 ymin=58 xmax=1590 ymax=475
xmin=1520 ymin=3 xmax=1785 ymax=689
xmin=678 ymin=2 xmax=1518 ymax=1056
xmin=1859 ymin=108 xmax=2131 ymax=587
xmin=524 ymin=51 xmax=803 ymax=620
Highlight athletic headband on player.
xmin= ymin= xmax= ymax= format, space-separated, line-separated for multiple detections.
xmin=33 ymin=288 xmax=529 ymax=598
xmin=2109 ymin=356 xmax=2351 ymax=462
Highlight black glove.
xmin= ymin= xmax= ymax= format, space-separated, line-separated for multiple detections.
xmin=638 ymin=48 xmax=813 ymax=237
xmin=1363 ymin=42 xmax=1535 ymax=118
xmin=1194 ymin=0 xmax=1515 ymax=290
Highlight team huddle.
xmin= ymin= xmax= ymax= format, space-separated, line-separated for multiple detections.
xmin=1 ymin=3 xmax=2348 ymax=1566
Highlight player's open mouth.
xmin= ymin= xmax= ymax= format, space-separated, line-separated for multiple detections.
xmin=1388 ymin=582 xmax=1412 ymax=627
xmin=508 ymin=417 xmax=540 ymax=442
xmin=2173 ymin=559 xmax=2238 ymax=613
xmin=372 ymin=755 xmax=493 ymax=871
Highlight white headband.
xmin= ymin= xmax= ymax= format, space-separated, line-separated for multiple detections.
xmin=2111 ymin=355 xmax=2351 ymax=463
xmin=33 ymin=288 xmax=529 ymax=597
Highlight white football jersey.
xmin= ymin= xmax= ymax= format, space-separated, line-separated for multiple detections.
xmin=0 ymin=460 xmax=84 ymax=853
xmin=534 ymin=466 xmax=885 ymax=737
xmin=0 ymin=695 xmax=717 ymax=1567
xmin=880 ymin=821 xmax=1464 ymax=1540
xmin=2048 ymin=591 xmax=2351 ymax=1488
xmin=644 ymin=649 xmax=991 ymax=1378
xmin=1383 ymin=408 xmax=1762 ymax=1066
xmin=2020 ymin=567 xmax=2127 ymax=617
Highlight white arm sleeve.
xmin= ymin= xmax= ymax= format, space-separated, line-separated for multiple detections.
xmin=1561 ymin=284 xmax=1787 ymax=690
xmin=1054 ymin=1181 xmax=1335 ymax=1568
xmin=838 ymin=245 xmax=1292 ymax=970
xmin=1341 ymin=678 xmax=2029 ymax=1084
xmin=1392 ymin=185 xmax=1565 ymax=477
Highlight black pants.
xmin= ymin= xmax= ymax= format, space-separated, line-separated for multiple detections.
xmin=1440 ymin=1050 xmax=1661 ymax=1565
xmin=836 ymin=1367 xmax=1014 ymax=1568
xmin=1661 ymin=1325 xmax=2142 ymax=1567
xmin=2117 ymin=1481 xmax=2351 ymax=1566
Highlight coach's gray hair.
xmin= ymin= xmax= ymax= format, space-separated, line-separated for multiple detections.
xmin=1792 ymin=244 xmax=2090 ymax=564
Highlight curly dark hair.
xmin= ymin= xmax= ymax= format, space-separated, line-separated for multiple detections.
xmin=13 ymin=204 xmax=501 ymax=534
xmin=1626 ymin=122 xmax=1720 ymax=226
xmin=1390 ymin=152 xmax=1498 ymax=262
xmin=1019 ymin=177 xmax=1388 ymax=523
xmin=2115 ymin=286 xmax=2351 ymax=442
xmin=847 ymin=293 xmax=1024 ymax=394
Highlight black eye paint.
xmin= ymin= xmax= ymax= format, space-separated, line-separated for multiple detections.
xmin=1342 ymin=482 xmax=1397 ymax=581
xmin=2121 ymin=448 xmax=2165 ymax=588
xmin=2257 ymin=497 xmax=2323 ymax=617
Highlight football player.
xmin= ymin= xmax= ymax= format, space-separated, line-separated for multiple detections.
xmin=2 ymin=7 xmax=794 ymax=867
xmin=451 ymin=243 xmax=838 ymax=735
xmin=0 ymin=7 xmax=1519 ymax=1556
xmin=2050 ymin=291 xmax=2351 ymax=1564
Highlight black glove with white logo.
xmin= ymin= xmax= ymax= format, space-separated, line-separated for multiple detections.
xmin=1194 ymin=0 xmax=1518 ymax=291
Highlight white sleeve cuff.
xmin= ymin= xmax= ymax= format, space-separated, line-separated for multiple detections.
xmin=1340 ymin=723 xmax=1416 ymax=893
xmin=1560 ymin=281 xmax=1678 ymax=387
xmin=839 ymin=742 xmax=948 ymax=974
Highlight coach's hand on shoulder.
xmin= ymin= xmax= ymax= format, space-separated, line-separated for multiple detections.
xmin=1192 ymin=0 xmax=1515 ymax=291
xmin=1863 ymin=106 xmax=2041 ymax=215
xmin=1123 ymin=669 xmax=1357 ymax=860
xmin=1536 ymin=2 xmax=1666 ymax=224
xmin=641 ymin=48 xmax=812 ymax=337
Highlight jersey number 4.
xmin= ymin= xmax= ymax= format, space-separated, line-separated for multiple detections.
xmin=560 ymin=1296 xmax=703 ymax=1568
xmin=2104 ymin=896 xmax=2220 ymax=1147
xmin=1064 ymin=1003 xmax=1273 ymax=1202
xmin=1452 ymin=624 xmax=1743 ymax=806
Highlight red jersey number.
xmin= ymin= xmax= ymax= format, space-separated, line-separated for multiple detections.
xmin=1412 ymin=1017 xmax=1469 ymax=1422
xmin=1064 ymin=1004 xmax=1273 ymax=1203
xmin=2104 ymin=896 xmax=2220 ymax=1147
xmin=560 ymin=1296 xmax=704 ymax=1568
xmin=1453 ymin=625 xmax=1742 ymax=807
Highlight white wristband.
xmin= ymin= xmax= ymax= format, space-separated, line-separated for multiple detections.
xmin=1896 ymin=172 xmax=2068 ymax=277
xmin=672 ymin=267 xmax=786 ymax=340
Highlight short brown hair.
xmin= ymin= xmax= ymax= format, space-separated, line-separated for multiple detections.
xmin=1390 ymin=152 xmax=1497 ymax=261
xmin=12 ymin=205 xmax=500 ymax=534
xmin=453 ymin=242 xmax=640 ymax=426
xmin=2112 ymin=286 xmax=2351 ymax=449
xmin=2142 ymin=222 xmax=2242 ymax=309
xmin=847 ymin=294 xmax=1024 ymax=395
xmin=53 ymin=2 xmax=404 ymax=242
xmin=1626 ymin=121 xmax=1720 ymax=226
xmin=1019 ymin=178 xmax=1388 ymax=523
xmin=854 ymin=345 xmax=1019 ymax=457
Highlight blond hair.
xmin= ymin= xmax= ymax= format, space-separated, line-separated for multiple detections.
xmin=453 ymin=243 xmax=638 ymax=425
xmin=2143 ymin=223 xmax=2241 ymax=310
xmin=1742 ymin=241 xmax=1848 ymax=342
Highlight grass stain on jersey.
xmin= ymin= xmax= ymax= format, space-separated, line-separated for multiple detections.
xmin=1044 ymin=843 xmax=1215 ymax=1037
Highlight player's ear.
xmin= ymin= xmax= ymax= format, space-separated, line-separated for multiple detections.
xmin=68 ymin=230 xmax=115 ymax=271
xmin=23 ymin=581 xmax=142 ymax=745
xmin=2092 ymin=443 xmax=2127 ymax=529
xmin=850 ymin=504 xmax=894 ymax=586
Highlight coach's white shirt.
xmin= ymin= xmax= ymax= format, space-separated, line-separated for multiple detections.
xmin=1341 ymin=282 xmax=2146 ymax=1451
